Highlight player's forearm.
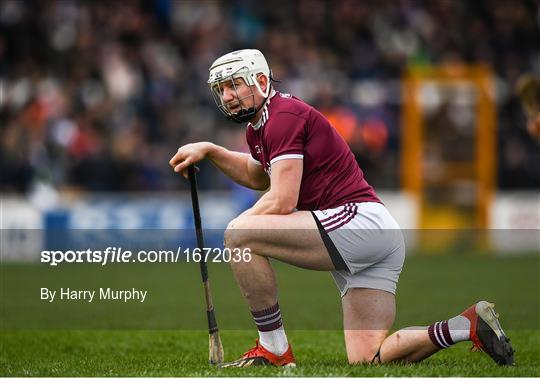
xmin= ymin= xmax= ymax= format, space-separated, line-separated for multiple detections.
xmin=206 ymin=144 xmax=260 ymax=189
xmin=241 ymin=191 xmax=295 ymax=216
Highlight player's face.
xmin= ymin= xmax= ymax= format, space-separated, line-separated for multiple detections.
xmin=210 ymin=73 xmax=268 ymax=123
xmin=219 ymin=77 xmax=256 ymax=114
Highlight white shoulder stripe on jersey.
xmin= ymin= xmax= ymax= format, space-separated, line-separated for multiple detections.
xmin=270 ymin=154 xmax=304 ymax=165
xmin=249 ymin=155 xmax=262 ymax=165
xmin=250 ymin=90 xmax=275 ymax=130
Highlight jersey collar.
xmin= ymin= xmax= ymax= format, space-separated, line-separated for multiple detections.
xmin=249 ymin=89 xmax=277 ymax=131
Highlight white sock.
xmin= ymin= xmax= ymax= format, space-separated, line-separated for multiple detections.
xmin=259 ymin=326 xmax=289 ymax=356
xmin=448 ymin=315 xmax=471 ymax=343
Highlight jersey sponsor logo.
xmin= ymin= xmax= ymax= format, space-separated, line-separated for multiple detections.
xmin=279 ymin=92 xmax=292 ymax=98
xmin=254 ymin=144 xmax=271 ymax=175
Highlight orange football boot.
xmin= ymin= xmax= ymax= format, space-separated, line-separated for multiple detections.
xmin=218 ymin=339 xmax=296 ymax=368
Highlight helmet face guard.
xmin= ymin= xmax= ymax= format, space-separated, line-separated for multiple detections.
xmin=208 ymin=49 xmax=271 ymax=123
xmin=210 ymin=68 xmax=259 ymax=123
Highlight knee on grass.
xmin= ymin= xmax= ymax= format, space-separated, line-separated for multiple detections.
xmin=347 ymin=346 xmax=381 ymax=365
xmin=345 ymin=331 xmax=385 ymax=365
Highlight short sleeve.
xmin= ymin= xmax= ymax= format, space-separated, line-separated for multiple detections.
xmin=265 ymin=112 xmax=305 ymax=165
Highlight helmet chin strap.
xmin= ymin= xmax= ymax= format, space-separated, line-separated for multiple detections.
xmin=227 ymin=89 xmax=270 ymax=124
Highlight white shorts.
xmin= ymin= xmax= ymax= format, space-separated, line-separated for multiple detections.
xmin=312 ymin=202 xmax=405 ymax=296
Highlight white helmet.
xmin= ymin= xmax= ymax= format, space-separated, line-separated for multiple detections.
xmin=208 ymin=49 xmax=272 ymax=123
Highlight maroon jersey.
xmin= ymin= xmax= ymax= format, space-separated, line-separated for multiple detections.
xmin=246 ymin=91 xmax=381 ymax=211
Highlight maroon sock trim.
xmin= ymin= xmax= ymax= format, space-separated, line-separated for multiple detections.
xmin=251 ymin=303 xmax=280 ymax=318
xmin=428 ymin=321 xmax=456 ymax=348
xmin=251 ymin=303 xmax=283 ymax=332
xmin=441 ymin=320 xmax=454 ymax=345
xmin=428 ymin=323 xmax=444 ymax=349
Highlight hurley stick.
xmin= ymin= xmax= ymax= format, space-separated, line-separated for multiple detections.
xmin=188 ymin=165 xmax=224 ymax=364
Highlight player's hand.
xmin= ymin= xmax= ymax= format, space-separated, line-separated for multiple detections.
xmin=169 ymin=142 xmax=213 ymax=178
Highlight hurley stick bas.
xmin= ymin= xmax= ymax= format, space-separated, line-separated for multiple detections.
xmin=187 ymin=165 xmax=224 ymax=364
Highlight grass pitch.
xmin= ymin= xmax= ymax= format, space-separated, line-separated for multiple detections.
xmin=1 ymin=330 xmax=539 ymax=376
xmin=1 ymin=254 xmax=539 ymax=376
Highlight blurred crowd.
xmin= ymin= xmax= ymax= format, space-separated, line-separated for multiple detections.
xmin=1 ymin=0 xmax=539 ymax=195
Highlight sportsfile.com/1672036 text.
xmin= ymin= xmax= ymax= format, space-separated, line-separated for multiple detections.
xmin=40 ymin=247 xmax=252 ymax=266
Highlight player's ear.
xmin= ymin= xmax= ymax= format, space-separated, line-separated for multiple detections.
xmin=257 ymin=73 xmax=268 ymax=93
